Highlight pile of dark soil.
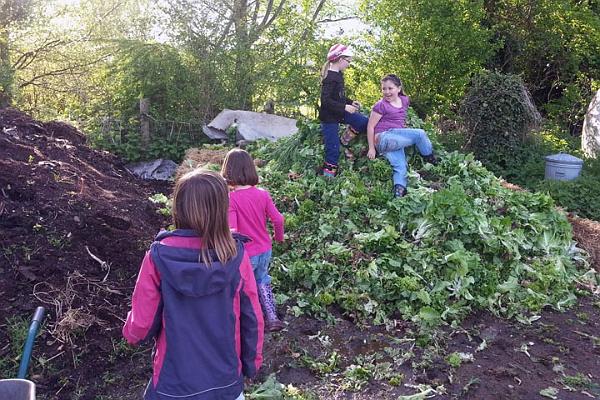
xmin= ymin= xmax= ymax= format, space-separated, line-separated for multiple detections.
xmin=0 ymin=108 xmax=170 ymax=397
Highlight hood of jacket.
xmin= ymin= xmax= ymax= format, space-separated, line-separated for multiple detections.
xmin=150 ymin=229 xmax=248 ymax=297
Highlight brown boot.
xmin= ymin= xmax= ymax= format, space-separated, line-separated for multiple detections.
xmin=340 ymin=125 xmax=358 ymax=146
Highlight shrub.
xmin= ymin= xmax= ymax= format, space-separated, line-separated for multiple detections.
xmin=533 ymin=158 xmax=600 ymax=221
xmin=460 ymin=72 xmax=541 ymax=168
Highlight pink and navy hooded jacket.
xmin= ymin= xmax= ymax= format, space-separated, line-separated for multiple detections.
xmin=123 ymin=229 xmax=264 ymax=400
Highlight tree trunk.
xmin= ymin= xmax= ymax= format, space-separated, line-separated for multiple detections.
xmin=140 ymin=98 xmax=150 ymax=149
xmin=232 ymin=0 xmax=253 ymax=109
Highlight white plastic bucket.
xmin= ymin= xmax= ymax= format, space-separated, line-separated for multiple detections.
xmin=0 ymin=379 xmax=36 ymax=400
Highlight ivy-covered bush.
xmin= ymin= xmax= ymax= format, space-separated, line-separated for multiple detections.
xmin=460 ymin=72 xmax=541 ymax=170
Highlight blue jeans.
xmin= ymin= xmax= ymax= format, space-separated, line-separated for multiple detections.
xmin=234 ymin=393 xmax=244 ymax=400
xmin=250 ymin=250 xmax=272 ymax=285
xmin=376 ymin=128 xmax=433 ymax=187
xmin=321 ymin=111 xmax=368 ymax=165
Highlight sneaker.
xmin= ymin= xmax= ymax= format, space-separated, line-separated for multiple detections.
xmin=321 ymin=162 xmax=338 ymax=178
xmin=322 ymin=169 xmax=336 ymax=178
xmin=393 ymin=184 xmax=407 ymax=198
xmin=423 ymin=153 xmax=439 ymax=165
xmin=340 ymin=125 xmax=358 ymax=146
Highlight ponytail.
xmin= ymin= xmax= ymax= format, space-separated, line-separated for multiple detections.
xmin=320 ymin=61 xmax=331 ymax=83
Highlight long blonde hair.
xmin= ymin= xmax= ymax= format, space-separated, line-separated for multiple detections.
xmin=320 ymin=60 xmax=333 ymax=83
xmin=172 ymin=169 xmax=237 ymax=265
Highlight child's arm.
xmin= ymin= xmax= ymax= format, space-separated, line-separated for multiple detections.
xmin=321 ymin=79 xmax=352 ymax=114
xmin=122 ymin=251 xmax=162 ymax=345
xmin=238 ymin=254 xmax=264 ymax=378
xmin=265 ymin=192 xmax=284 ymax=242
xmin=228 ymin=197 xmax=239 ymax=232
xmin=367 ymin=111 xmax=383 ymax=160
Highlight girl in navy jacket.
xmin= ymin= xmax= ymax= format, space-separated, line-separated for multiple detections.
xmin=318 ymin=43 xmax=369 ymax=177
xmin=123 ymin=169 xmax=264 ymax=400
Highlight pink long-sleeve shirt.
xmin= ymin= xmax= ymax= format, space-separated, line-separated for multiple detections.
xmin=228 ymin=186 xmax=284 ymax=257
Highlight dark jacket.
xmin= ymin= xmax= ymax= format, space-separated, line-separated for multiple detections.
xmin=123 ymin=229 xmax=264 ymax=400
xmin=319 ymin=70 xmax=353 ymax=123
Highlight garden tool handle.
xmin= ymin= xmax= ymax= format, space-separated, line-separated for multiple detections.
xmin=17 ymin=306 xmax=45 ymax=379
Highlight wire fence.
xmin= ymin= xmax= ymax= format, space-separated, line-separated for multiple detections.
xmin=97 ymin=115 xmax=208 ymax=146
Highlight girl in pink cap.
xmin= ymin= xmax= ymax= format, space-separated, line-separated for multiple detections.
xmin=318 ymin=43 xmax=368 ymax=177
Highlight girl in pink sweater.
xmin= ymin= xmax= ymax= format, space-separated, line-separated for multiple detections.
xmin=222 ymin=149 xmax=285 ymax=332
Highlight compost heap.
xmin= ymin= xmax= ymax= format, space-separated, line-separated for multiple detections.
xmin=251 ymin=117 xmax=598 ymax=327
xmin=0 ymin=107 xmax=169 ymax=394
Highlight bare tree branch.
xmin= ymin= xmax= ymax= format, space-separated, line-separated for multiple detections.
xmin=259 ymin=0 xmax=274 ymax=28
xmin=12 ymin=38 xmax=65 ymax=71
xmin=18 ymin=55 xmax=108 ymax=89
xmin=300 ymin=0 xmax=326 ymax=42
xmin=318 ymin=16 xmax=359 ymax=23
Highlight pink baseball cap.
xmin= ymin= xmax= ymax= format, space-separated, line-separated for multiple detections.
xmin=327 ymin=43 xmax=354 ymax=61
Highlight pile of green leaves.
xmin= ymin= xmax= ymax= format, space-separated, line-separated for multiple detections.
xmin=252 ymin=119 xmax=595 ymax=329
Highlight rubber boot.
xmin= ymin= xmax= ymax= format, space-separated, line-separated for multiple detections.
xmin=257 ymin=283 xmax=284 ymax=332
xmin=340 ymin=125 xmax=358 ymax=146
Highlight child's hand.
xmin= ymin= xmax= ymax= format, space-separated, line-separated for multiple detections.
xmin=345 ymin=104 xmax=358 ymax=114
xmin=352 ymin=100 xmax=361 ymax=109
xmin=367 ymin=148 xmax=377 ymax=160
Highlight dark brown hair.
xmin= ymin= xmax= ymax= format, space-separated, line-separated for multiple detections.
xmin=381 ymin=74 xmax=407 ymax=96
xmin=221 ymin=148 xmax=259 ymax=186
xmin=172 ymin=169 xmax=237 ymax=265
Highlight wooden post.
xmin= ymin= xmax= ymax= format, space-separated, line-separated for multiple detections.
xmin=140 ymin=98 xmax=150 ymax=149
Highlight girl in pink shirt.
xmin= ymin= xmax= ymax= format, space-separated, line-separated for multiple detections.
xmin=222 ymin=149 xmax=285 ymax=332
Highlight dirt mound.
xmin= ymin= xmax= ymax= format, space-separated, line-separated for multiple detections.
xmin=570 ymin=214 xmax=600 ymax=268
xmin=0 ymin=108 xmax=170 ymax=397
xmin=175 ymin=147 xmax=229 ymax=180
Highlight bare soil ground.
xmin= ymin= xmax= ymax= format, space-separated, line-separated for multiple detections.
xmin=0 ymin=108 xmax=598 ymax=399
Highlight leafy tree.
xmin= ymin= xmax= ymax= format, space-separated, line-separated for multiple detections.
xmin=483 ymin=0 xmax=600 ymax=134
xmin=360 ymin=0 xmax=497 ymax=115
xmin=162 ymin=0 xmax=326 ymax=112
xmin=0 ymin=0 xmax=35 ymax=107
xmin=89 ymin=41 xmax=205 ymax=122
xmin=10 ymin=0 xmax=155 ymax=118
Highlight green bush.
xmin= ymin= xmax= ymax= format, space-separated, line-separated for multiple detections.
xmin=460 ymin=71 xmax=541 ymax=168
xmin=533 ymin=158 xmax=600 ymax=221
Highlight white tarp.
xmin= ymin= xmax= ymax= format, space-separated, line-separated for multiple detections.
xmin=207 ymin=109 xmax=298 ymax=142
